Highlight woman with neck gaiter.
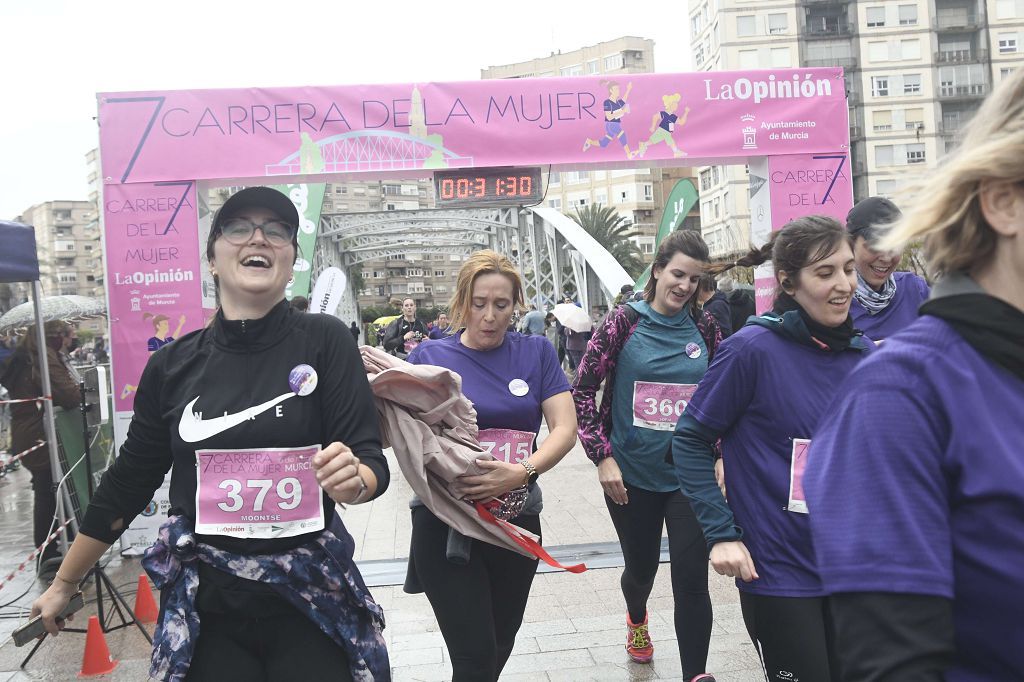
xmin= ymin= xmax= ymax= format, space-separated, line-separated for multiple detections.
xmin=846 ymin=196 xmax=930 ymax=342
xmin=672 ymin=216 xmax=872 ymax=682
xmin=805 ymin=67 xmax=1024 ymax=681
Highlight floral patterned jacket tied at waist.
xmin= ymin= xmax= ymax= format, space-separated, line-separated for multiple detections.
xmin=142 ymin=515 xmax=389 ymax=682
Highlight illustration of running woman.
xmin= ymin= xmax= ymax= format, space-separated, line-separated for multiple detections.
xmin=583 ymin=81 xmax=638 ymax=159
xmin=143 ymin=312 xmax=186 ymax=354
xmin=638 ymin=93 xmax=690 ymax=158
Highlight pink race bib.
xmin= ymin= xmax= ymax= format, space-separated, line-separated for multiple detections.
xmin=631 ymin=381 xmax=698 ymax=431
xmin=788 ymin=438 xmax=810 ymax=514
xmin=478 ymin=429 xmax=535 ymax=464
xmin=194 ymin=444 xmax=325 ymax=539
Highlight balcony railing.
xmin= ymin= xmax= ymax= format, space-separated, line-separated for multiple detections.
xmin=804 ymin=20 xmax=853 ymax=37
xmin=934 ymin=12 xmax=982 ymax=31
xmin=804 ymin=56 xmax=858 ymax=68
xmin=935 ymin=48 xmax=987 ymax=63
xmin=937 ymin=83 xmax=989 ymax=99
xmin=849 ymin=125 xmax=863 ymax=138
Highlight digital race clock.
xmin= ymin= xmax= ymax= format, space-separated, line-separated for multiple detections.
xmin=433 ymin=166 xmax=544 ymax=207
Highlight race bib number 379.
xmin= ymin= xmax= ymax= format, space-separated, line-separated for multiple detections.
xmin=195 ymin=445 xmax=325 ymax=539
xmin=632 ymin=381 xmax=698 ymax=431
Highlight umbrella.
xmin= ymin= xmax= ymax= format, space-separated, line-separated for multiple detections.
xmin=371 ymin=314 xmax=400 ymax=328
xmin=0 ymin=295 xmax=107 ymax=334
xmin=551 ymin=303 xmax=592 ymax=333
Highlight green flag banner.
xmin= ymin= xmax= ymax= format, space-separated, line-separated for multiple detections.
xmin=634 ymin=179 xmax=699 ymax=289
xmin=276 ymin=183 xmax=327 ymax=301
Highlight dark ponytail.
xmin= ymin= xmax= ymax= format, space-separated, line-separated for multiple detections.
xmin=708 ymin=215 xmax=850 ymax=306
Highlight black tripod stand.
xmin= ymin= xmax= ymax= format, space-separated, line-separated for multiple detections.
xmin=21 ymin=380 xmax=152 ymax=668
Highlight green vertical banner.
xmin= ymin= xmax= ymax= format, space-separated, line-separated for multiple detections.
xmin=634 ymin=179 xmax=699 ymax=288
xmin=275 ymin=183 xmax=327 ymax=300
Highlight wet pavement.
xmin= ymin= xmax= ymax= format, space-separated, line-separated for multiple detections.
xmin=0 ymin=437 xmax=763 ymax=681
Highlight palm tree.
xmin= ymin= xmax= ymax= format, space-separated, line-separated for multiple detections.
xmin=571 ymin=204 xmax=645 ymax=277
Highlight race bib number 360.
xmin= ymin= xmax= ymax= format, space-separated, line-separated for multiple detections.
xmin=195 ymin=445 xmax=325 ymax=539
xmin=478 ymin=429 xmax=535 ymax=464
xmin=632 ymin=382 xmax=698 ymax=431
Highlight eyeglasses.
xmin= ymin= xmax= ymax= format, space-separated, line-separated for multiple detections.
xmin=218 ymin=218 xmax=296 ymax=247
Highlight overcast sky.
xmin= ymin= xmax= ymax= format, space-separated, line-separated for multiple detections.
xmin=0 ymin=0 xmax=692 ymax=219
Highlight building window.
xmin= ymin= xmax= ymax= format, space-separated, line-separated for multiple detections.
xmin=898 ymin=4 xmax=918 ymax=25
xmin=876 ymin=179 xmax=898 ymax=196
xmin=872 ymin=110 xmax=893 ymax=132
xmin=642 ymin=184 xmax=654 ymax=201
xmin=901 ymin=39 xmax=921 ymax=60
xmin=998 ymin=34 xmax=1019 ymax=54
xmin=739 ymin=49 xmax=759 ymax=69
xmin=771 ymin=47 xmax=792 ymax=68
xmin=433 ymin=270 xmax=444 ymax=277
xmin=866 ymin=6 xmax=886 ymax=27
xmin=700 ymin=169 xmax=713 ymax=191
xmin=559 ymin=64 xmax=583 ymax=77
xmin=767 ymin=13 xmax=788 ymax=35
xmin=586 ymin=59 xmax=599 ymax=74
xmin=595 ymin=190 xmax=608 ymax=205
xmin=737 ymin=15 xmax=756 ymax=37
xmin=603 ymin=53 xmax=624 ymax=70
xmin=872 ymin=76 xmax=890 ymax=97
xmin=903 ymin=73 xmax=921 ymax=94
xmin=869 ymin=42 xmax=889 ymax=62
xmin=549 ymin=171 xmax=560 ymax=184
xmin=875 ymin=145 xmax=895 ymax=166
xmin=997 ymin=0 xmax=1017 ymax=19
xmin=905 ymin=108 xmax=925 ymax=131
xmin=711 ymin=166 xmax=721 ymax=184
xmin=694 ymin=44 xmax=705 ymax=66
xmin=691 ymin=13 xmax=702 ymax=37
xmin=548 ymin=197 xmax=562 ymax=209
xmin=907 ymin=144 xmax=926 ymax=164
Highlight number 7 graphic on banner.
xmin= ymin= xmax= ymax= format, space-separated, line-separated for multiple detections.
xmin=811 ymin=154 xmax=847 ymax=206
xmin=104 ymin=96 xmax=166 ymax=183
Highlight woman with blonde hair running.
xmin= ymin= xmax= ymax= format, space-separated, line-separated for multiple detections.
xmin=806 ymin=67 xmax=1024 ymax=680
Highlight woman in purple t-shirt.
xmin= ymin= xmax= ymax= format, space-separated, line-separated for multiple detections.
xmin=806 ymin=68 xmax=1024 ymax=681
xmin=406 ymin=250 xmax=578 ymax=681
xmin=845 ymin=197 xmax=931 ymax=342
xmin=673 ymin=216 xmax=872 ymax=681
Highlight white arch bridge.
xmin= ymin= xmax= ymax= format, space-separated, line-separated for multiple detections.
xmin=313 ymin=206 xmax=633 ymax=322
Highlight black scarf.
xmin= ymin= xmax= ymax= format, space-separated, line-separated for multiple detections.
xmin=772 ymin=293 xmax=858 ymax=352
xmin=920 ymin=294 xmax=1024 ymax=382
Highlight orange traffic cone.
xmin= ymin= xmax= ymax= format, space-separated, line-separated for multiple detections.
xmin=78 ymin=615 xmax=118 ymax=678
xmin=133 ymin=574 xmax=159 ymax=624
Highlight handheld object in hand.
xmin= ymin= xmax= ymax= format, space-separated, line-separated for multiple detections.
xmin=12 ymin=592 xmax=85 ymax=647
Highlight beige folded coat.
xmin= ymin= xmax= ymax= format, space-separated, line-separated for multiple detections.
xmin=359 ymin=345 xmax=539 ymax=558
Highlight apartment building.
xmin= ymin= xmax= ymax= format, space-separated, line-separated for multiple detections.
xmin=482 ymin=37 xmax=701 ymax=260
xmin=14 ymin=200 xmax=106 ymax=334
xmin=689 ymin=0 xmax=1023 ymax=257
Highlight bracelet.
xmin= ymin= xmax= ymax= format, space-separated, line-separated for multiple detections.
xmin=53 ymin=572 xmax=81 ymax=587
xmin=351 ymin=474 xmax=370 ymax=504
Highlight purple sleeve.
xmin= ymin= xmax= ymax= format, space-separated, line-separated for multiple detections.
xmin=805 ymin=364 xmax=953 ymax=598
xmin=685 ymin=332 xmax=758 ymax=433
xmin=537 ymin=337 xmax=570 ymax=402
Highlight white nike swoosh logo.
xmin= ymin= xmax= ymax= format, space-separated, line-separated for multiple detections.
xmin=178 ymin=392 xmax=295 ymax=443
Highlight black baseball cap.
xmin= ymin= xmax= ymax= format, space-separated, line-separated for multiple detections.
xmin=213 ymin=187 xmax=300 ymax=230
xmin=846 ymin=197 xmax=901 ymax=246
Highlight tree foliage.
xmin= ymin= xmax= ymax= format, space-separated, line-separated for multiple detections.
xmin=571 ymin=204 xmax=645 ymax=278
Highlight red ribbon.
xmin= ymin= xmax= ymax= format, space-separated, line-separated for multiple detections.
xmin=474 ymin=503 xmax=587 ymax=574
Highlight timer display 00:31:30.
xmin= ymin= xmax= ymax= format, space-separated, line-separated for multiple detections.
xmin=438 ymin=175 xmax=534 ymax=200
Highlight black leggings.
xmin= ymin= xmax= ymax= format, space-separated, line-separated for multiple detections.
xmin=605 ymin=486 xmax=712 ymax=680
xmin=28 ymin=464 xmax=59 ymax=562
xmin=185 ymin=609 xmax=353 ymax=681
xmin=740 ymin=591 xmax=839 ymax=682
xmin=410 ymin=506 xmax=541 ymax=682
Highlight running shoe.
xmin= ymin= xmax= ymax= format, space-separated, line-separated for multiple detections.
xmin=625 ymin=612 xmax=653 ymax=663
xmin=690 ymin=675 xmax=717 ymax=682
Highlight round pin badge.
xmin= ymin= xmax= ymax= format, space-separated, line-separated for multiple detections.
xmin=508 ymin=379 xmax=530 ymax=397
xmin=289 ymin=364 xmax=318 ymax=396
xmin=685 ymin=342 xmax=702 ymax=359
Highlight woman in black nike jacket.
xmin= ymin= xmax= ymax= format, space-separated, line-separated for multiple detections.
xmin=31 ymin=187 xmax=391 ymax=681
